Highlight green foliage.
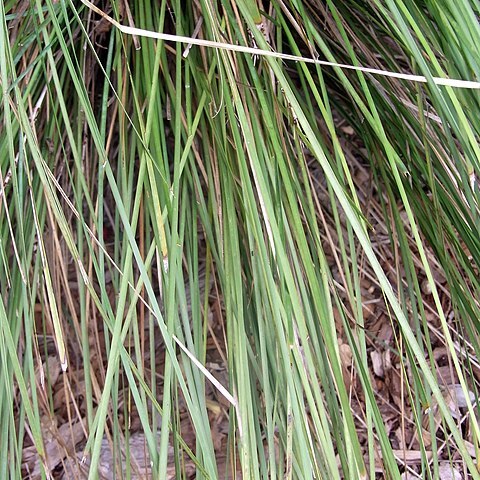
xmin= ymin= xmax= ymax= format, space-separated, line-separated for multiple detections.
xmin=1 ymin=0 xmax=479 ymax=478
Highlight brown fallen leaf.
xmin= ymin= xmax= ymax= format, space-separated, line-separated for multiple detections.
xmin=23 ymin=420 xmax=85 ymax=478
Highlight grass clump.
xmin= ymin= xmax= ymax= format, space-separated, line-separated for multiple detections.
xmin=1 ymin=0 xmax=479 ymax=478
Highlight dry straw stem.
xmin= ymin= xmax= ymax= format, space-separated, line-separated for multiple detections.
xmin=80 ymin=0 xmax=480 ymax=90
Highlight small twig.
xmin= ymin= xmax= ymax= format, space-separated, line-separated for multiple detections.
xmin=183 ymin=17 xmax=203 ymax=58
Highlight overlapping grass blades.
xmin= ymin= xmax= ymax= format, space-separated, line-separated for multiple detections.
xmin=1 ymin=0 xmax=479 ymax=478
